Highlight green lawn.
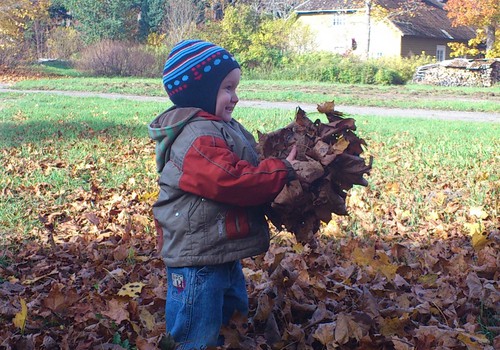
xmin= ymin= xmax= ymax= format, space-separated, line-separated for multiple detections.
xmin=1 ymin=92 xmax=498 ymax=238
xmin=9 ymin=75 xmax=500 ymax=112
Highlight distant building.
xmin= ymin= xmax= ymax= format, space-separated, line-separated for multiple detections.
xmin=294 ymin=0 xmax=476 ymax=60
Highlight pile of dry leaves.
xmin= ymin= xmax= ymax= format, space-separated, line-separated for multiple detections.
xmin=257 ymin=102 xmax=372 ymax=243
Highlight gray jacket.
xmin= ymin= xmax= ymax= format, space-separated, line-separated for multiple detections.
xmin=148 ymin=107 xmax=294 ymax=267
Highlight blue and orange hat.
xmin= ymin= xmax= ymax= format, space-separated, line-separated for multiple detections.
xmin=163 ymin=40 xmax=240 ymax=115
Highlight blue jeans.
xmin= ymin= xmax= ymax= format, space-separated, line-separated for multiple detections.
xmin=166 ymin=261 xmax=248 ymax=349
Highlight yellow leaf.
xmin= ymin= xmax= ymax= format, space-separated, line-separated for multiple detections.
xmin=417 ymin=274 xmax=438 ymax=286
xmin=385 ymin=182 xmax=400 ymax=195
xmin=140 ymin=309 xmax=156 ymax=331
xmin=292 ymin=243 xmax=304 ymax=253
xmin=474 ymin=171 xmax=489 ymax=181
xmin=426 ymin=211 xmax=440 ymax=221
xmin=465 ymin=222 xmax=481 ymax=236
xmin=399 ymin=210 xmax=411 ymax=221
xmin=457 ymin=332 xmax=490 ymax=349
xmin=130 ymin=321 xmax=141 ymax=334
xmin=13 ymin=298 xmax=27 ymax=332
xmin=332 ymin=136 xmax=349 ymax=154
xmin=378 ymin=261 xmax=398 ymax=280
xmin=353 ymin=248 xmax=398 ymax=280
xmin=117 ymin=282 xmax=146 ymax=298
xmin=352 ymin=246 xmax=374 ymax=266
xmin=471 ymin=231 xmax=490 ymax=251
xmin=469 ymin=207 xmax=488 ymax=219
xmin=431 ymin=192 xmax=446 ymax=206
xmin=139 ymin=190 xmax=159 ymax=203
xmin=134 ymin=255 xmax=149 ymax=262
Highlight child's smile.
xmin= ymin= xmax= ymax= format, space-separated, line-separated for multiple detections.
xmin=215 ymin=68 xmax=241 ymax=121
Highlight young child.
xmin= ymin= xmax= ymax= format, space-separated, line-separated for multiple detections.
xmin=148 ymin=40 xmax=296 ymax=349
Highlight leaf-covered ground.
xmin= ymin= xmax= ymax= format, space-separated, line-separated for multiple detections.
xmin=0 ymin=77 xmax=498 ymax=349
xmin=1 ymin=140 xmax=498 ymax=350
xmin=0 ymin=178 xmax=498 ymax=349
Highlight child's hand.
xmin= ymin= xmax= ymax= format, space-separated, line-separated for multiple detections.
xmin=286 ymin=145 xmax=297 ymax=164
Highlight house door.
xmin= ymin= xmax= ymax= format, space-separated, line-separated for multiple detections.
xmin=436 ymin=45 xmax=446 ymax=61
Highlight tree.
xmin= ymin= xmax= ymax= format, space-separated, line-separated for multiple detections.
xmin=0 ymin=0 xmax=30 ymax=52
xmin=216 ymin=4 xmax=262 ymax=62
xmin=0 ymin=0 xmax=49 ymax=64
xmin=64 ymin=0 xmax=139 ymax=44
xmin=234 ymin=0 xmax=301 ymax=18
xmin=138 ymin=0 xmax=166 ymax=41
xmin=445 ymin=0 xmax=500 ymax=57
xmin=163 ymin=0 xmax=200 ymax=45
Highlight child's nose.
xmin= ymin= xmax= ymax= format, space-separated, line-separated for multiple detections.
xmin=232 ymin=92 xmax=239 ymax=103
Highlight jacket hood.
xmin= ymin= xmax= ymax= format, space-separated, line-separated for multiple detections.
xmin=148 ymin=107 xmax=202 ymax=173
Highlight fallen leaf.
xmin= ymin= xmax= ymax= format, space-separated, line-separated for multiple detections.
xmin=12 ymin=298 xmax=27 ymax=332
xmin=102 ymin=299 xmax=130 ymax=324
xmin=313 ymin=322 xmax=336 ymax=347
xmin=117 ymin=282 xmax=145 ymax=298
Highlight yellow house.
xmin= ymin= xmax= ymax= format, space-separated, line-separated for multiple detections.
xmin=294 ymin=0 xmax=476 ymax=60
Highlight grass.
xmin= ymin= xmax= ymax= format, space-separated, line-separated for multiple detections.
xmin=1 ymin=92 xmax=498 ymax=239
xmin=8 ymin=62 xmax=500 ymax=113
xmin=30 ymin=60 xmax=86 ymax=77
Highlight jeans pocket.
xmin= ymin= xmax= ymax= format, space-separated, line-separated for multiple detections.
xmin=194 ymin=265 xmax=218 ymax=286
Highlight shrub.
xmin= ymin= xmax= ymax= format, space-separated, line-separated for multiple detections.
xmin=0 ymin=43 xmax=26 ymax=67
xmin=76 ymin=40 xmax=158 ymax=77
xmin=374 ymin=67 xmax=404 ymax=85
xmin=245 ymin=52 xmax=435 ymax=85
xmin=374 ymin=54 xmax=434 ymax=82
xmin=47 ymin=27 xmax=82 ymax=60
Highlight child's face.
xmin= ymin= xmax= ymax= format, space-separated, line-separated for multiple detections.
xmin=215 ymin=68 xmax=241 ymax=121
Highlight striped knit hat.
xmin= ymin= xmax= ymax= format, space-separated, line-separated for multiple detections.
xmin=163 ymin=40 xmax=240 ymax=115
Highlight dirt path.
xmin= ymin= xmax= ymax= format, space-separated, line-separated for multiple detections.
xmin=1 ymin=85 xmax=499 ymax=123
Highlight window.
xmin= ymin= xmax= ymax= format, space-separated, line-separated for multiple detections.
xmin=332 ymin=13 xmax=345 ymax=26
xmin=436 ymin=45 xmax=446 ymax=61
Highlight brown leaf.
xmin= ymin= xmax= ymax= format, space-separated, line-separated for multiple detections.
xmin=43 ymin=283 xmax=79 ymax=313
xmin=313 ymin=322 xmax=336 ymax=346
xmin=102 ymin=299 xmax=130 ymax=324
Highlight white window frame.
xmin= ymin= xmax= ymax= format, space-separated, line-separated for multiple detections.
xmin=332 ymin=13 xmax=345 ymax=26
xmin=436 ymin=45 xmax=446 ymax=61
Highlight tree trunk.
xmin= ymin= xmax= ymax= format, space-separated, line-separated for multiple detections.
xmin=485 ymin=23 xmax=495 ymax=56
xmin=365 ymin=0 xmax=372 ymax=60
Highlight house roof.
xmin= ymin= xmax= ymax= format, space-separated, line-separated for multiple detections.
xmin=295 ymin=0 xmax=357 ymax=12
xmin=295 ymin=0 xmax=475 ymax=41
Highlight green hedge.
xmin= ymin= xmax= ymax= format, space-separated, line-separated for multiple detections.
xmin=244 ymin=52 xmax=434 ymax=85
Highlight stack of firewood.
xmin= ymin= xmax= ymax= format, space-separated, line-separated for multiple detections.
xmin=257 ymin=102 xmax=372 ymax=242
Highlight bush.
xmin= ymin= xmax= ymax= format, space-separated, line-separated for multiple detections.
xmin=245 ymin=52 xmax=434 ymax=85
xmin=76 ymin=40 xmax=158 ymax=77
xmin=47 ymin=27 xmax=82 ymax=60
xmin=374 ymin=68 xmax=404 ymax=85
xmin=0 ymin=44 xmax=25 ymax=67
xmin=374 ymin=54 xmax=434 ymax=82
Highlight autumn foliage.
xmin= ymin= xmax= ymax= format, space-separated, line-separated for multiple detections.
xmin=0 ymin=94 xmax=499 ymax=349
xmin=445 ymin=0 xmax=500 ymax=57
xmin=1 ymin=180 xmax=498 ymax=349
xmin=257 ymin=103 xmax=372 ymax=243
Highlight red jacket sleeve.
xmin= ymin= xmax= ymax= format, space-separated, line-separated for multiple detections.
xmin=178 ymin=135 xmax=291 ymax=206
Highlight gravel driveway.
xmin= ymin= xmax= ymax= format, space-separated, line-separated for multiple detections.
xmin=1 ymin=86 xmax=499 ymax=123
